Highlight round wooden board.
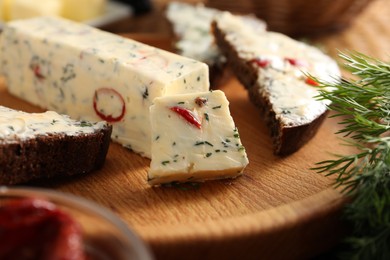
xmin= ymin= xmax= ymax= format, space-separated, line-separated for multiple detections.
xmin=0 ymin=34 xmax=352 ymax=260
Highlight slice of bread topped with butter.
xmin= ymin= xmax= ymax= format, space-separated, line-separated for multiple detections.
xmin=166 ymin=2 xmax=266 ymax=86
xmin=0 ymin=106 xmax=112 ymax=185
xmin=212 ymin=12 xmax=340 ymax=155
xmin=166 ymin=2 xmax=227 ymax=84
xmin=148 ymin=90 xmax=249 ymax=185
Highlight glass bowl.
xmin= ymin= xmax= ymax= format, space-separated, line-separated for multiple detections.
xmin=0 ymin=186 xmax=154 ymax=260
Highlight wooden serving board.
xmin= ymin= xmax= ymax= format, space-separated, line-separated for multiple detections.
xmin=0 ymin=35 xmax=349 ymax=260
xmin=1 ymin=5 xmax=389 ymax=255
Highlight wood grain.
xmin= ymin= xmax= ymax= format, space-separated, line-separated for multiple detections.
xmin=1 ymin=1 xmax=389 ymax=257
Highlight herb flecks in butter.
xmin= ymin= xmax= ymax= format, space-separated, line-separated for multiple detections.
xmin=1 ymin=16 xmax=209 ymax=158
xmin=194 ymin=141 xmax=213 ymax=147
xmin=0 ymin=106 xmax=106 ymax=140
xmin=149 ymin=90 xmax=249 ymax=185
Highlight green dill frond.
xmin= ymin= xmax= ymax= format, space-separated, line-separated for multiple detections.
xmin=313 ymin=51 xmax=390 ymax=259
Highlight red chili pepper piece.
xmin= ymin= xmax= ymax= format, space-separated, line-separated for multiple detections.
xmin=170 ymin=106 xmax=202 ymax=129
xmin=285 ymin=57 xmax=307 ymax=67
xmin=305 ymin=77 xmax=320 ymax=86
xmin=249 ymin=58 xmax=270 ymax=68
xmin=93 ymin=88 xmax=126 ymax=123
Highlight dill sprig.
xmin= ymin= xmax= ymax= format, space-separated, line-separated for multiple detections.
xmin=313 ymin=52 xmax=390 ymax=260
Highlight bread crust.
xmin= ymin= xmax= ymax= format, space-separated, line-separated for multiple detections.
xmin=0 ymin=124 xmax=112 ymax=185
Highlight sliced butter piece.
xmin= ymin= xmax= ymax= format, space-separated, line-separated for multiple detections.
xmin=148 ymin=90 xmax=249 ymax=185
xmin=0 ymin=16 xmax=209 ymax=158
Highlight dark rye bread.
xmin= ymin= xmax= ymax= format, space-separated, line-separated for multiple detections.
xmin=246 ymin=79 xmax=328 ymax=156
xmin=0 ymin=108 xmax=112 ymax=185
xmin=212 ymin=22 xmax=257 ymax=91
xmin=212 ymin=19 xmax=334 ymax=156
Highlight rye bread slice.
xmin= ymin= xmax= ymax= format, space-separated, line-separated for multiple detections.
xmin=0 ymin=106 xmax=112 ymax=184
xmin=212 ymin=12 xmax=340 ymax=155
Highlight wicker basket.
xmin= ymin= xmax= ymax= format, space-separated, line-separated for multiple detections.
xmin=205 ymin=0 xmax=375 ymax=36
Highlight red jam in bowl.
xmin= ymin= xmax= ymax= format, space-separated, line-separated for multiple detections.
xmin=0 ymin=198 xmax=85 ymax=260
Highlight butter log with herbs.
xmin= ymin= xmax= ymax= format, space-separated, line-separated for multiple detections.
xmin=0 ymin=16 xmax=209 ymax=159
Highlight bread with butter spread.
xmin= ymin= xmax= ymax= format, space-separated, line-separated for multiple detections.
xmin=166 ymin=2 xmax=266 ymax=87
xmin=0 ymin=106 xmax=112 ymax=184
xmin=212 ymin=12 xmax=340 ymax=155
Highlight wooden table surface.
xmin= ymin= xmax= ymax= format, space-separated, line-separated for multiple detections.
xmin=99 ymin=1 xmax=390 ymax=259
xmin=2 ymin=0 xmax=389 ymax=259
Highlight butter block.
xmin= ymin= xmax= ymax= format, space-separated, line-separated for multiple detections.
xmin=148 ymin=90 xmax=249 ymax=185
xmin=0 ymin=0 xmax=105 ymax=22
xmin=62 ymin=0 xmax=106 ymax=22
xmin=0 ymin=0 xmax=13 ymax=21
xmin=9 ymin=0 xmax=61 ymax=20
xmin=0 ymin=16 xmax=209 ymax=157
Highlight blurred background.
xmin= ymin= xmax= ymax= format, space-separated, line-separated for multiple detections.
xmin=113 ymin=0 xmax=389 ymax=61
xmin=0 ymin=0 xmax=382 ymax=37
xmin=111 ymin=0 xmax=380 ymax=37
